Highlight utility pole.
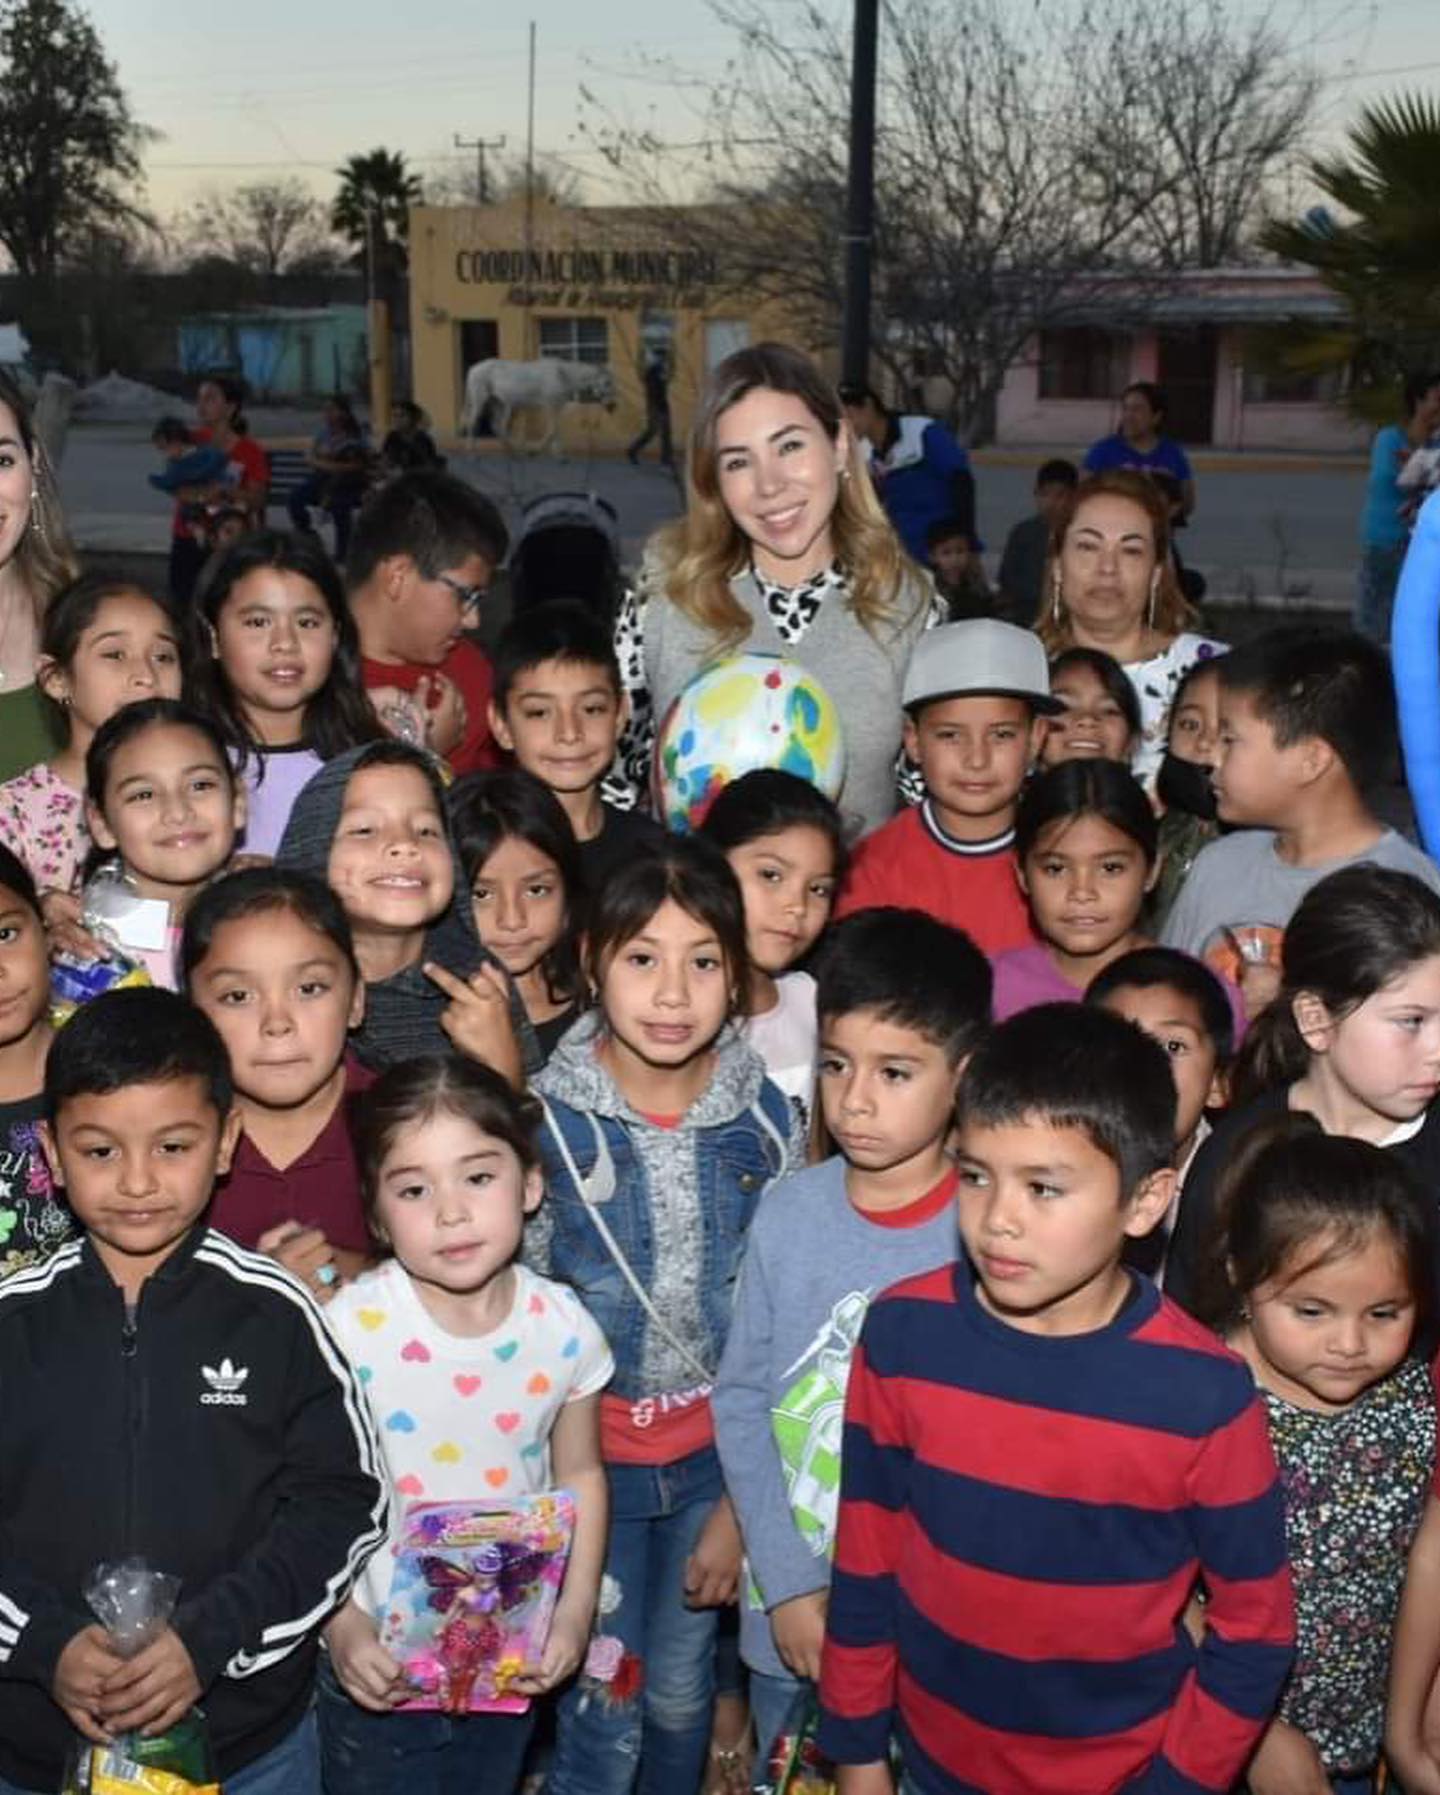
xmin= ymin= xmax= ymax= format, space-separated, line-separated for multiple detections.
xmin=840 ymin=0 xmax=879 ymax=390
xmin=454 ymin=132 xmax=506 ymax=204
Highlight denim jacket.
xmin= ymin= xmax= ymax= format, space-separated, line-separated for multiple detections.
xmin=529 ymin=1012 xmax=799 ymax=1401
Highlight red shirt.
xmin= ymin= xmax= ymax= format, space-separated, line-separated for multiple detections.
xmin=835 ymin=801 xmax=1035 ymax=957
xmin=209 ymin=1056 xmax=374 ymax=1254
xmin=171 ymin=430 xmax=270 ymax=539
xmin=362 ymin=638 xmax=502 ymax=776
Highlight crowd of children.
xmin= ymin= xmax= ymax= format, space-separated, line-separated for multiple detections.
xmin=6 ymin=384 xmax=1440 ymax=1795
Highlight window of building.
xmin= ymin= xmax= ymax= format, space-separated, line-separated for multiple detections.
xmin=1241 ymin=363 xmax=1342 ymax=405
xmin=1037 ymin=328 xmax=1130 ymax=400
xmin=537 ymin=317 xmax=609 ymax=365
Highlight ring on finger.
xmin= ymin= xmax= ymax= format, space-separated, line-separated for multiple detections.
xmin=315 ymin=1263 xmax=338 ymax=1288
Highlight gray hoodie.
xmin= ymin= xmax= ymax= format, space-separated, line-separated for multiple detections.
xmin=275 ymin=743 xmax=538 ymax=1073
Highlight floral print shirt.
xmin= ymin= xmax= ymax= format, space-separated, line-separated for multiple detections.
xmin=0 ymin=762 xmax=87 ymax=894
xmin=1263 ymin=1355 xmax=1436 ymax=1774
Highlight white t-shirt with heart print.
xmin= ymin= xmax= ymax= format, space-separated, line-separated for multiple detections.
xmin=328 ymin=1257 xmax=613 ymax=1620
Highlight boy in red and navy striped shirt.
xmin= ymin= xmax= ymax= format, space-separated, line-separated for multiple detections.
xmin=818 ymin=1004 xmax=1294 ymax=1795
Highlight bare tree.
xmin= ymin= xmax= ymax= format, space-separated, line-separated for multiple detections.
xmin=580 ymin=0 xmax=1317 ymax=437
xmin=425 ymin=153 xmax=581 ymax=208
xmin=181 ymin=178 xmax=340 ymax=279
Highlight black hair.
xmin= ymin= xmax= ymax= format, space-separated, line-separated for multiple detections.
xmin=836 ymin=382 xmax=886 ymax=412
xmin=1403 ymin=371 xmax=1440 ymax=418
xmin=1046 ymin=647 xmax=1143 ymax=742
xmin=186 ymin=528 xmax=384 ymax=769
xmin=85 ymin=697 xmax=235 ymax=812
xmin=491 ymin=599 xmax=622 ymax=711
xmin=1036 ymin=458 xmax=1079 ymax=490
xmin=83 ymin=698 xmax=238 ymax=883
xmin=180 ymin=865 xmax=360 ymax=988
xmin=699 ymin=768 xmax=848 ymax=889
xmin=814 ymin=907 xmax=991 ymax=1064
xmin=38 ymin=570 xmax=178 ymax=734
xmin=199 ymin=371 xmax=249 ymax=436
xmin=393 ymin=400 xmax=425 ymax=426
xmin=447 ymin=769 xmax=584 ymax=1008
xmin=1217 ymin=626 xmax=1396 ymax=793
xmin=583 ymin=835 xmax=750 ymax=1015
xmin=1232 ymin=865 xmax=1440 ymax=1105
xmin=45 ymin=986 xmax=233 ymax=1120
xmin=924 ymin=516 xmax=976 ymax=552
xmin=347 ymin=469 xmax=509 ymax=588
xmin=152 ymin=416 xmax=193 ymax=446
xmin=1085 ymin=945 xmax=1235 ymax=1065
xmin=354 ymin=1055 xmax=543 ymax=1235
xmin=1166 ymin=650 xmax=1226 ymax=735
xmin=340 ymin=737 xmax=450 ymax=815
xmin=957 ymin=1003 xmax=1177 ymax=1193
xmin=0 ymin=843 xmax=40 ymax=919
xmin=1188 ymin=1112 xmax=1434 ymax=1336
xmin=1014 ymin=758 xmax=1158 ymax=867
xmin=1122 ymin=380 xmax=1167 ymax=422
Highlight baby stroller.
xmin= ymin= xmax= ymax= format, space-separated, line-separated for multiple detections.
xmin=508 ymin=491 xmax=624 ymax=627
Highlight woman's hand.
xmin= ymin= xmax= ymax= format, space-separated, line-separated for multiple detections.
xmin=257 ymin=1221 xmax=341 ymax=1302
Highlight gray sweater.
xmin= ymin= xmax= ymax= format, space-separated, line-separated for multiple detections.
xmin=643 ymin=567 xmax=932 ymax=838
xmin=711 ymin=1154 xmax=958 ymax=1679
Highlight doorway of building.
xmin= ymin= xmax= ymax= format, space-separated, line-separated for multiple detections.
xmin=458 ymin=320 xmax=500 ymax=434
xmin=1155 ymin=328 xmax=1217 ymax=446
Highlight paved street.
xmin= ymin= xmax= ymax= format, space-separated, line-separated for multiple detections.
xmin=57 ymin=413 xmax=1369 ymax=612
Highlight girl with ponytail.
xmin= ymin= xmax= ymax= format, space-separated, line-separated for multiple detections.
xmin=1167 ymin=863 xmax=1440 ymax=1312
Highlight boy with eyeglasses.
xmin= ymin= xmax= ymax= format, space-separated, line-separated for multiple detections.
xmin=347 ymin=469 xmax=510 ymax=775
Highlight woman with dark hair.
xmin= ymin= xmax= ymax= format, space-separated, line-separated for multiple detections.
xmin=1083 ymin=380 xmax=1196 ymax=518
xmin=0 ymin=370 xmax=81 ymax=782
xmin=1038 ymin=469 xmax=1225 ymax=785
xmin=289 ymin=392 xmax=373 ymax=559
xmin=610 ymin=342 xmax=938 ymax=837
xmin=168 ymin=372 xmax=271 ymax=607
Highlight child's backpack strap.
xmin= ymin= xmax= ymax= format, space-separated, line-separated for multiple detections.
xmin=538 ymin=1097 xmax=715 ymax=1386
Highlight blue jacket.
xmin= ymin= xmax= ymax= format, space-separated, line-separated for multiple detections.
xmin=529 ymin=1012 xmax=799 ymax=1404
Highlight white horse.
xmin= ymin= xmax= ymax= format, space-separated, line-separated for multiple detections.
xmin=459 ymin=357 xmax=616 ymax=455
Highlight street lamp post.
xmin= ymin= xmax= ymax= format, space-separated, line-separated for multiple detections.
xmin=840 ymin=0 xmax=879 ymax=391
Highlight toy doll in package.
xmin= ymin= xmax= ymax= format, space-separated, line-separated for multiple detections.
xmin=379 ymin=1491 xmax=575 ymax=1715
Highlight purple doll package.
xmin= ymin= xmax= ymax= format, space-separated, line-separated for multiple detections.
xmin=379 ymin=1491 xmax=575 ymax=1714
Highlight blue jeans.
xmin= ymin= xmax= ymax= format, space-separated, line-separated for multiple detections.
xmin=1355 ymin=540 xmax=1408 ymax=643
xmin=546 ymin=1444 xmax=725 ymax=1795
xmin=750 ymin=1666 xmax=806 ymax=1770
xmin=0 ymin=1713 xmax=320 ymax=1795
xmin=315 ymin=1655 xmax=534 ymax=1795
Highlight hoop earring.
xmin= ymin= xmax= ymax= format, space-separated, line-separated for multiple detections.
xmin=27 ymin=491 xmax=45 ymax=541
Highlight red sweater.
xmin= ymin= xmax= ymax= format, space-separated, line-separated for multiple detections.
xmin=361 ymin=638 xmax=501 ymax=776
xmin=835 ymin=802 xmax=1035 ymax=957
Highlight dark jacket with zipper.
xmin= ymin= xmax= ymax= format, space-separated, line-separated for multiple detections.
xmin=0 ymin=1226 xmax=386 ymax=1791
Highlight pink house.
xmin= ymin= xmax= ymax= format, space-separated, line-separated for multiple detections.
xmin=994 ymin=268 xmax=1368 ymax=455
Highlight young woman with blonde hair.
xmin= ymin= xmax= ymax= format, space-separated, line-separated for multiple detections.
xmin=611 ymin=343 xmax=938 ymax=836
xmin=1038 ymin=467 xmax=1223 ymax=785
xmin=0 ymin=370 xmax=80 ymax=784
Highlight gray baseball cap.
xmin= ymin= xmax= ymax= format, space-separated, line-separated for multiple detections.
xmin=902 ymin=618 xmax=1064 ymax=714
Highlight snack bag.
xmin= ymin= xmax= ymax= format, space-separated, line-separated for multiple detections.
xmin=754 ymin=1687 xmax=836 ymax=1794
xmin=59 ymin=1560 xmax=218 ymax=1795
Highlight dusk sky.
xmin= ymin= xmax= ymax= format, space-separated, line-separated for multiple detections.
xmin=81 ymin=0 xmax=1440 ymax=220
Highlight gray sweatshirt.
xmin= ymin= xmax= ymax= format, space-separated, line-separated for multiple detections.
xmin=711 ymin=1154 xmax=958 ymax=1679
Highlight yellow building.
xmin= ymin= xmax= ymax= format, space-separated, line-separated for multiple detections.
xmin=408 ymin=199 xmax=798 ymax=453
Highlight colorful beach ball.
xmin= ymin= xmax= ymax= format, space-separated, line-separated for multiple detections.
xmin=653 ymin=653 xmax=846 ymax=833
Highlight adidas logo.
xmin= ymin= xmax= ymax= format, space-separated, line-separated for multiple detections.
xmin=200 ymin=1357 xmax=250 ymax=1407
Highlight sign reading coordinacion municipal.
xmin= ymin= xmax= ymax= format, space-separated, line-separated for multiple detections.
xmin=455 ymin=247 xmax=719 ymax=287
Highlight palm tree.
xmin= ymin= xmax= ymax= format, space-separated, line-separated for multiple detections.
xmin=1261 ymin=93 xmax=1440 ymax=417
xmin=331 ymin=148 xmax=424 ymax=274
